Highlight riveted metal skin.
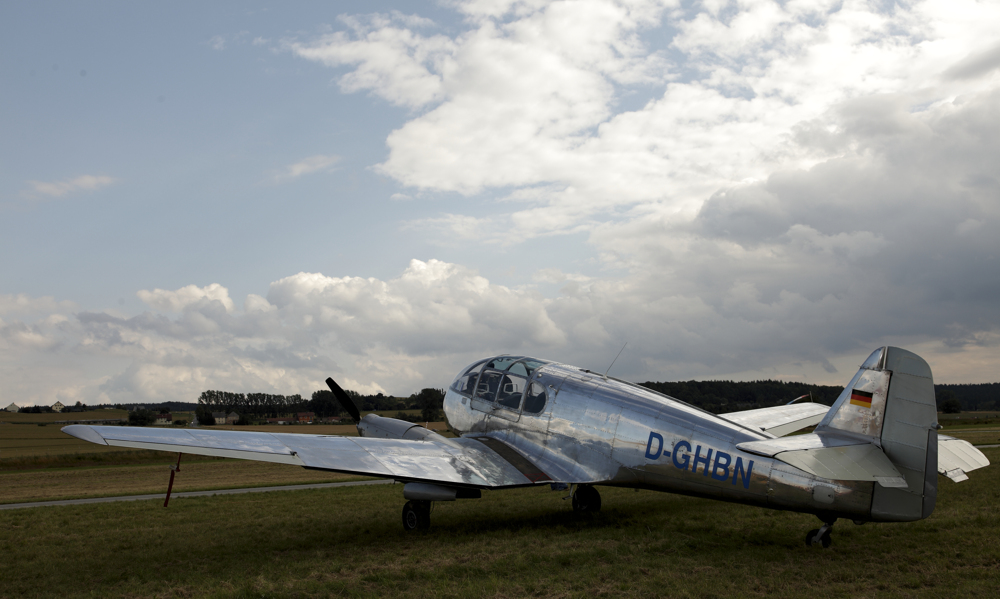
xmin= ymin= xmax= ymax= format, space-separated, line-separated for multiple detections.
xmin=445 ymin=359 xmax=877 ymax=521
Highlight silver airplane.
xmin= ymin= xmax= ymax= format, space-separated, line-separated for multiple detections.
xmin=63 ymin=346 xmax=988 ymax=546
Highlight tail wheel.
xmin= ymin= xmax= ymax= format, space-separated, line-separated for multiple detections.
xmin=402 ymin=500 xmax=431 ymax=532
xmin=571 ymin=485 xmax=601 ymax=512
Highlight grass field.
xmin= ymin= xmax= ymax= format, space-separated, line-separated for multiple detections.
xmin=0 ymin=459 xmax=369 ymax=504
xmin=1 ymin=446 xmax=998 ymax=598
xmin=0 ymin=412 xmax=995 ymax=597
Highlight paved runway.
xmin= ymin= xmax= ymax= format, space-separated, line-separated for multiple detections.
xmin=0 ymin=479 xmax=394 ymax=510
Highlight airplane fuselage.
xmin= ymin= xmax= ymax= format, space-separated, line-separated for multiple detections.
xmin=444 ymin=360 xmax=874 ymax=521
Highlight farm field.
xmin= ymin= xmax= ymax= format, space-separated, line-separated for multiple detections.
xmin=1 ymin=446 xmax=998 ymax=598
xmin=0 ymin=409 xmax=128 ymax=424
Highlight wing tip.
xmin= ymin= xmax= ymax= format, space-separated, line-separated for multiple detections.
xmin=61 ymin=424 xmax=109 ymax=446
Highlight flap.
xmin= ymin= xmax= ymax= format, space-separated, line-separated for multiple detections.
xmin=721 ymin=403 xmax=829 ymax=437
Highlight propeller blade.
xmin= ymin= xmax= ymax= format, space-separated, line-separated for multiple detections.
xmin=326 ymin=377 xmax=361 ymax=423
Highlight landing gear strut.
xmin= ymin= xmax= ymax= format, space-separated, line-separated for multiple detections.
xmin=805 ymin=517 xmax=836 ymax=548
xmin=402 ymin=500 xmax=431 ymax=531
xmin=572 ymin=485 xmax=601 ymax=512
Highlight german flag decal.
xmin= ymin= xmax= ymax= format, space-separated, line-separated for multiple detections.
xmin=850 ymin=389 xmax=874 ymax=408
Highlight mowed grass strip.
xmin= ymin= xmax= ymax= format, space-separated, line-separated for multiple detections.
xmin=0 ymin=458 xmax=372 ymax=504
xmin=1 ymin=449 xmax=997 ymax=599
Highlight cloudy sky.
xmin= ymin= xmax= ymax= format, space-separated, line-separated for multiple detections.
xmin=2 ymin=0 xmax=999 ymax=406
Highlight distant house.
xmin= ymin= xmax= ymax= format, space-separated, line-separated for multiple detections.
xmin=3 ymin=403 xmax=18 ymax=413
xmin=51 ymin=401 xmax=65 ymax=413
xmin=211 ymin=411 xmax=240 ymax=424
xmin=297 ymin=412 xmax=315 ymax=423
xmin=155 ymin=413 xmax=172 ymax=425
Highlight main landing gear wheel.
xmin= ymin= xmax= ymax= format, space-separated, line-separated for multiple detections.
xmin=805 ymin=518 xmax=836 ymax=548
xmin=805 ymin=528 xmax=831 ymax=548
xmin=402 ymin=500 xmax=431 ymax=532
xmin=572 ymin=485 xmax=601 ymax=512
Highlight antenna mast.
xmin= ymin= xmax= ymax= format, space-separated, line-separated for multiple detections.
xmin=604 ymin=342 xmax=628 ymax=380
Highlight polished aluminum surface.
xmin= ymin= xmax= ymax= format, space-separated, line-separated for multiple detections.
xmin=64 ymin=424 xmax=535 ymax=487
xmin=722 ymin=403 xmax=829 ymax=437
xmin=938 ymin=435 xmax=990 ymax=481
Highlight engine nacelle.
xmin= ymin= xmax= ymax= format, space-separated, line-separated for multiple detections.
xmin=403 ymin=482 xmax=482 ymax=501
xmin=357 ymin=414 xmax=453 ymax=444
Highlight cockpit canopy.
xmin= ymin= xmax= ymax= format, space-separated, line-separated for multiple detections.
xmin=449 ymin=356 xmax=552 ymax=414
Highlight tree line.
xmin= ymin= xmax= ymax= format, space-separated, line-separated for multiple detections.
xmin=193 ymin=387 xmax=446 ymax=425
xmin=935 ymin=383 xmax=1000 ymax=412
xmin=639 ymin=379 xmax=1000 ymax=414
xmin=638 ymin=379 xmax=844 ymax=414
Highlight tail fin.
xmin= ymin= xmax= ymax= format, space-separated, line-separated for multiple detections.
xmin=815 ymin=346 xmax=938 ymax=521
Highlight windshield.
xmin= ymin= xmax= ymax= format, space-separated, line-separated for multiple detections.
xmin=449 ymin=359 xmax=488 ymax=397
xmin=449 ymin=356 xmax=552 ymax=399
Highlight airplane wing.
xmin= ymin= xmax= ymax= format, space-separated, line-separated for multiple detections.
xmin=720 ymin=403 xmax=830 ymax=437
xmin=62 ymin=425 xmax=554 ymax=489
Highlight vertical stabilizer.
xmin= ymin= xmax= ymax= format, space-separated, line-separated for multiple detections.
xmin=816 ymin=347 xmax=938 ymax=521
xmin=814 ymin=347 xmax=891 ymax=443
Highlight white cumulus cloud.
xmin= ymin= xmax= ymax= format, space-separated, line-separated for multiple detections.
xmin=26 ymin=175 xmax=116 ymax=198
xmin=274 ymin=154 xmax=341 ymax=181
xmin=137 ymin=283 xmax=236 ymax=314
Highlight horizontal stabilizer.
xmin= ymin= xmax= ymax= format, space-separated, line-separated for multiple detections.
xmin=737 ymin=433 xmax=906 ymax=487
xmin=938 ymin=435 xmax=990 ymax=482
xmin=721 ymin=403 xmax=829 ymax=437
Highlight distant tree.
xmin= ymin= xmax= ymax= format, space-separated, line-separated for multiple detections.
xmin=941 ymin=398 xmax=962 ymax=414
xmin=412 ymin=388 xmax=445 ymax=422
xmin=195 ymin=406 xmax=216 ymax=426
xmin=309 ymin=390 xmax=344 ymax=418
xmin=393 ymin=411 xmax=417 ymax=422
xmin=173 ymin=419 xmax=188 ymax=426
xmin=128 ymin=409 xmax=156 ymax=426
xmin=936 ymin=389 xmax=961 ymax=414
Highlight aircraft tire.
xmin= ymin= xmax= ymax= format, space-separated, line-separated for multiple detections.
xmin=572 ymin=485 xmax=601 ymax=512
xmin=805 ymin=528 xmax=832 ymax=548
xmin=402 ymin=500 xmax=431 ymax=531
